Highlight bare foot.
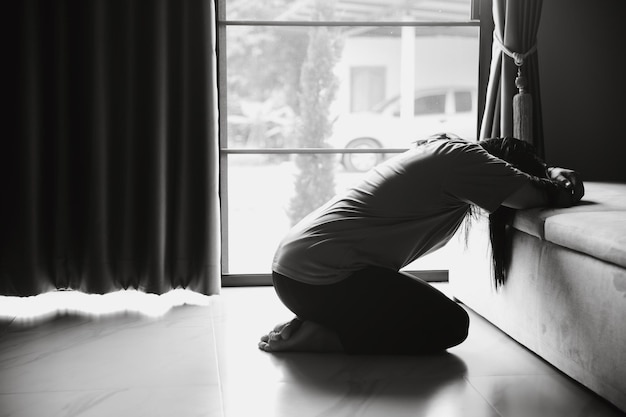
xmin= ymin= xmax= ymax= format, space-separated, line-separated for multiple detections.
xmin=258 ymin=317 xmax=343 ymax=353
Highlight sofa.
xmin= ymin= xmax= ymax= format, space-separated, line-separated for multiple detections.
xmin=450 ymin=181 xmax=626 ymax=412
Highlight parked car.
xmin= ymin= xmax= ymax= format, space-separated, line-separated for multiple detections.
xmin=327 ymin=87 xmax=478 ymax=171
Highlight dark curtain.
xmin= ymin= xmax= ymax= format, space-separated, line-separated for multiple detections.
xmin=1 ymin=0 xmax=221 ymax=296
xmin=480 ymin=0 xmax=544 ymax=156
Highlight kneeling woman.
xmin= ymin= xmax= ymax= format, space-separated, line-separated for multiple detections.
xmin=259 ymin=136 xmax=584 ymax=355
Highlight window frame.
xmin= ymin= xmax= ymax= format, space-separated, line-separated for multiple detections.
xmin=217 ymin=0 xmax=486 ymax=286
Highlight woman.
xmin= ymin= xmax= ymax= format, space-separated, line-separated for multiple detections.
xmin=259 ymin=136 xmax=584 ymax=355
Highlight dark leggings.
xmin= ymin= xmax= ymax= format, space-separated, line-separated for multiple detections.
xmin=272 ymin=267 xmax=469 ymax=355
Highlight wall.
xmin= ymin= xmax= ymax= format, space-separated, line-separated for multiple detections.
xmin=538 ymin=0 xmax=626 ymax=181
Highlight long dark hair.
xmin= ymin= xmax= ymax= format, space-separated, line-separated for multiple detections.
xmin=478 ymin=137 xmax=549 ymax=288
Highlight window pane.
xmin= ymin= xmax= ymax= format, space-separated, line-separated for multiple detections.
xmin=414 ymin=94 xmax=446 ymax=115
xmin=225 ymin=0 xmax=474 ymax=23
xmin=455 ymin=91 xmax=473 ymax=112
xmin=225 ymin=25 xmax=479 ymax=150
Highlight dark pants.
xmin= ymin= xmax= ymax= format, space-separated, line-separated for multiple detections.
xmin=272 ymin=267 xmax=469 ymax=355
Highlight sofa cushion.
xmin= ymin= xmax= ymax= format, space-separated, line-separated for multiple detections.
xmin=510 ymin=182 xmax=626 ymax=267
xmin=544 ymin=211 xmax=626 ymax=269
xmin=512 ymin=182 xmax=626 ymax=240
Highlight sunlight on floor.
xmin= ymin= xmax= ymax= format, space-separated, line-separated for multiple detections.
xmin=0 ymin=289 xmax=212 ymax=322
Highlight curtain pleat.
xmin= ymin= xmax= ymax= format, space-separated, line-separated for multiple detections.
xmin=480 ymin=0 xmax=544 ymax=156
xmin=1 ymin=0 xmax=221 ymax=296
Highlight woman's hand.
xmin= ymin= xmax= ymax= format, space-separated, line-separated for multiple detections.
xmin=548 ymin=167 xmax=585 ymax=205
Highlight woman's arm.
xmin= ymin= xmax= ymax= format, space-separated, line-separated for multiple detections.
xmin=502 ymin=169 xmax=585 ymax=209
xmin=501 ymin=179 xmax=547 ymax=209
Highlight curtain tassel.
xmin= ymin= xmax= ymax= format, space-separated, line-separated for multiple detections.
xmin=513 ymin=67 xmax=532 ymax=142
xmin=493 ymin=32 xmax=537 ymax=142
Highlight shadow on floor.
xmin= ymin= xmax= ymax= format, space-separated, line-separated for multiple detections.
xmin=270 ymin=351 xmax=468 ymax=401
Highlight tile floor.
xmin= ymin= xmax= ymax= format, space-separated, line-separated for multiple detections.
xmin=0 ymin=285 xmax=624 ymax=417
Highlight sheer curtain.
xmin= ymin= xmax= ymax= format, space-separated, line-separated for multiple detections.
xmin=480 ymin=0 xmax=544 ymax=156
xmin=1 ymin=0 xmax=221 ymax=296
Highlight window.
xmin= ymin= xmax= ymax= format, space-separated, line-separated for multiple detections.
xmin=414 ymin=94 xmax=446 ymax=115
xmin=455 ymin=90 xmax=473 ymax=113
xmin=218 ymin=0 xmax=480 ymax=283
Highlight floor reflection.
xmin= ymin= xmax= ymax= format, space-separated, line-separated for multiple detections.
xmin=268 ymin=352 xmax=472 ymax=417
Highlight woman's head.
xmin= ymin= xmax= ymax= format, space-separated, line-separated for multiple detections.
xmin=479 ymin=137 xmax=548 ymax=178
